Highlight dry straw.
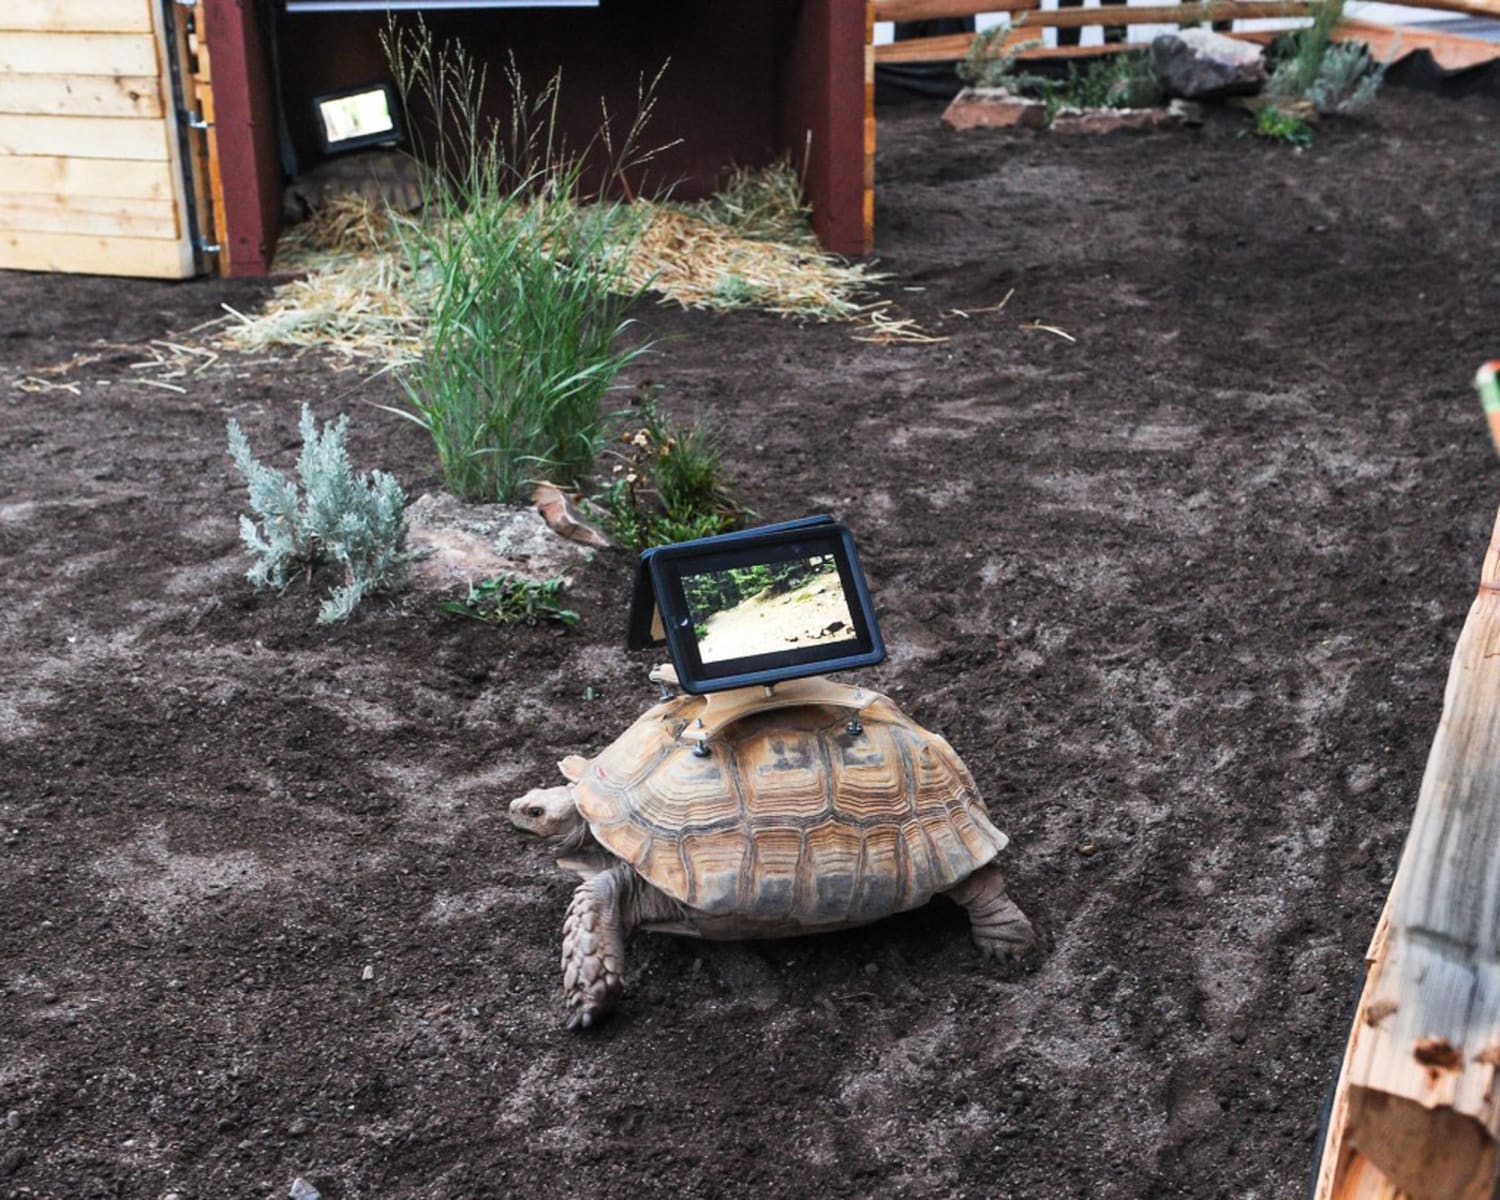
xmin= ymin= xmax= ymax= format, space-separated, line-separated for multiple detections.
xmin=216 ymin=165 xmax=933 ymax=363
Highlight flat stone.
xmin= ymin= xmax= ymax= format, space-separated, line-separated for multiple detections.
xmin=1050 ymin=107 xmax=1176 ymax=135
xmin=942 ymin=87 xmax=1048 ymax=131
xmin=405 ymin=492 xmax=596 ymax=593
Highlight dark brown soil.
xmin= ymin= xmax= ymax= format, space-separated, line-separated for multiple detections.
xmin=4 ymin=88 xmax=1500 ymax=1200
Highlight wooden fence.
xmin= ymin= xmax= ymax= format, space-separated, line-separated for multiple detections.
xmin=871 ymin=0 xmax=1500 ymax=68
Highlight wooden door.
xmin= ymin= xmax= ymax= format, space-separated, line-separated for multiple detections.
xmin=0 ymin=0 xmax=219 ymax=279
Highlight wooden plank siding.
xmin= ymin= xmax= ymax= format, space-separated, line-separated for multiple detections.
xmin=0 ymin=1 xmax=155 ymax=34
xmin=0 ymin=0 xmax=199 ymax=278
xmin=0 ymin=74 xmax=165 ymax=118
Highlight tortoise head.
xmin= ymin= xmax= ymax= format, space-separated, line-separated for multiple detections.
xmin=508 ymin=785 xmax=585 ymax=842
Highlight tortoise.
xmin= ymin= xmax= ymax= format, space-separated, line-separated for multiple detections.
xmin=509 ymin=688 xmax=1034 ymax=1029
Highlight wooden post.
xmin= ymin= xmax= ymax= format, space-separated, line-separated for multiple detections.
xmin=1316 ymin=503 xmax=1500 ymax=1199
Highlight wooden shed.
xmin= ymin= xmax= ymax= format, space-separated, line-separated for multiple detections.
xmin=1 ymin=0 xmax=872 ymax=280
xmin=0 ymin=0 xmax=218 ymax=278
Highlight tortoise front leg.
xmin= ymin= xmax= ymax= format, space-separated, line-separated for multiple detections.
xmin=948 ymin=864 xmax=1036 ymax=962
xmin=560 ymin=866 xmax=685 ymax=1030
xmin=561 ymin=864 xmax=634 ymax=1030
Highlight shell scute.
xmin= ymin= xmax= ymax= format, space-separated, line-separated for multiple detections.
xmin=679 ymin=828 xmax=749 ymax=913
xmin=746 ymin=827 xmax=804 ymax=919
xmin=852 ymin=822 xmax=904 ymax=918
xmin=802 ymin=820 xmax=863 ymax=923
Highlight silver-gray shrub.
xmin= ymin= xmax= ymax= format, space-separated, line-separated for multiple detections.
xmin=227 ymin=404 xmax=414 ymax=624
xmin=1306 ymin=40 xmax=1388 ymax=114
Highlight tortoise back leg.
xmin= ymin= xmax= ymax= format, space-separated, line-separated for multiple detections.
xmin=946 ymin=864 xmax=1036 ymax=962
xmin=560 ymin=864 xmax=683 ymax=1030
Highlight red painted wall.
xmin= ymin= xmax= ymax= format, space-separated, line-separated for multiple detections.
xmin=775 ymin=0 xmax=868 ymax=256
xmin=202 ymin=0 xmax=281 ymax=276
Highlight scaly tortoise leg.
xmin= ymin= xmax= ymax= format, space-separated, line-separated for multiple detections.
xmin=560 ymin=865 xmax=683 ymax=1030
xmin=947 ymin=863 xmax=1036 ymax=962
xmin=561 ymin=864 xmax=633 ymax=1030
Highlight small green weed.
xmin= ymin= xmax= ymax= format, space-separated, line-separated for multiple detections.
xmin=439 ymin=574 xmax=579 ymax=626
xmin=591 ymin=391 xmax=750 ymax=551
xmin=1250 ymin=105 xmax=1314 ymax=146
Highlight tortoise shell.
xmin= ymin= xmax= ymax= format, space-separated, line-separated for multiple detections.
xmin=572 ymin=692 xmax=1008 ymax=928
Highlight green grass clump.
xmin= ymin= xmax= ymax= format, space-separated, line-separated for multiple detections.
xmin=591 ymin=393 xmax=750 ymax=551
xmin=382 ymin=22 xmax=661 ymax=504
xmin=439 ymin=574 xmax=579 ymax=626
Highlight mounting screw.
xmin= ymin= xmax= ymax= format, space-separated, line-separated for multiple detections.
xmin=692 ymin=741 xmax=711 ymax=758
xmin=657 ymin=683 xmax=674 ymax=701
xmin=847 ymin=717 xmax=863 ymax=737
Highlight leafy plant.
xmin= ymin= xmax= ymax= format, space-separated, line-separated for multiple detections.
xmin=1307 ymin=39 xmax=1389 ymax=114
xmin=381 ymin=22 xmax=663 ymax=503
xmin=227 ymin=405 xmax=414 ymax=624
xmin=1266 ymin=0 xmax=1388 ymax=114
xmin=1250 ymin=105 xmax=1314 ymax=145
xmin=957 ymin=24 xmax=1048 ymax=92
xmin=959 ymin=28 xmax=1161 ymax=118
xmin=439 ymin=574 xmax=579 ymax=626
xmin=591 ymin=391 xmax=749 ymax=551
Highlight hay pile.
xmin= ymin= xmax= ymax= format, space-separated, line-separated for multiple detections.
xmin=216 ymin=166 xmax=933 ymax=364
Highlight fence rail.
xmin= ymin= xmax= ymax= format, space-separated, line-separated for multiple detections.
xmin=871 ymin=0 xmax=1500 ymax=63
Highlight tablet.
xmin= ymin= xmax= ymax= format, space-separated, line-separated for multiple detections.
xmin=626 ymin=516 xmax=885 ymax=694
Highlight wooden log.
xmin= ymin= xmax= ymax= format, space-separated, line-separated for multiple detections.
xmin=0 ymin=155 xmax=176 ymax=200
xmin=0 ymin=1 xmax=153 ymax=34
xmin=1027 ymin=1 xmax=1312 ymax=28
xmin=0 ymin=72 xmax=164 ymax=118
xmin=0 ymin=114 xmax=169 ymax=160
xmin=874 ymin=0 xmax=1312 ymax=62
xmin=872 ymin=0 xmax=1500 ymax=19
xmin=0 ymin=32 xmax=159 ymax=76
xmin=873 ymin=0 xmax=1037 ymax=20
xmin=1236 ymin=21 xmax=1500 ymax=69
xmin=1315 ymin=503 xmax=1500 ymax=1199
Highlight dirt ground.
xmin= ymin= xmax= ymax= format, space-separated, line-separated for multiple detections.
xmin=3 ymin=86 xmax=1500 ymax=1200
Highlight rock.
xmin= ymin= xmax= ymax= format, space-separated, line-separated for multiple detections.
xmin=286 ymin=1117 xmax=310 ymax=1137
xmin=1347 ymin=763 xmax=1380 ymax=796
xmin=4 ymin=1111 xmax=18 ymax=1129
xmin=289 ymin=1178 xmax=322 ymax=1200
xmin=361 ymin=964 xmax=375 ymax=981
xmin=1151 ymin=29 xmax=1266 ymax=100
xmin=1168 ymin=98 xmax=1206 ymax=126
xmin=405 ymin=492 xmax=596 ymax=593
xmin=942 ymin=87 xmax=1048 ymax=132
xmin=1050 ymin=107 xmax=1175 ymax=135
